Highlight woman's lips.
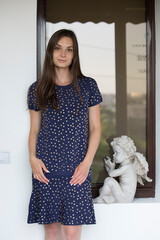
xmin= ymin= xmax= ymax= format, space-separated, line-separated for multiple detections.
xmin=58 ymin=59 xmax=66 ymax=63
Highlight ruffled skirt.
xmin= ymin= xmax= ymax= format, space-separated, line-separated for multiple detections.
xmin=27 ymin=174 xmax=96 ymax=225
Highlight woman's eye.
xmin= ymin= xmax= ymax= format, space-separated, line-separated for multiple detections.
xmin=67 ymin=49 xmax=73 ymax=52
xmin=54 ymin=47 xmax=60 ymax=50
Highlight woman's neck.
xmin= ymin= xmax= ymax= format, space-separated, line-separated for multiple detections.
xmin=55 ymin=67 xmax=73 ymax=85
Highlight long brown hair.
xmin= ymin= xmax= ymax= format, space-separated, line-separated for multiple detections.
xmin=36 ymin=29 xmax=85 ymax=112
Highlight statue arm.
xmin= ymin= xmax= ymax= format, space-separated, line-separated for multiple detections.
xmin=108 ymin=165 xmax=128 ymax=178
xmin=104 ymin=157 xmax=115 ymax=172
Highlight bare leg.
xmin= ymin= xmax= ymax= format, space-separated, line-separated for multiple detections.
xmin=44 ymin=222 xmax=62 ymax=240
xmin=61 ymin=225 xmax=82 ymax=240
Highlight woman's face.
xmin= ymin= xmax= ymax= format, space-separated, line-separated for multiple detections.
xmin=53 ymin=36 xmax=74 ymax=69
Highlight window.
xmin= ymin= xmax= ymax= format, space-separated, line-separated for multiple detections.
xmin=37 ymin=0 xmax=155 ymax=198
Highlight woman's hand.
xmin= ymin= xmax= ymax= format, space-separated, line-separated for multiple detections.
xmin=70 ymin=160 xmax=91 ymax=186
xmin=30 ymin=157 xmax=50 ymax=184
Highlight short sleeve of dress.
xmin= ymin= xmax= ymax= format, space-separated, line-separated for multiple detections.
xmin=27 ymin=81 xmax=40 ymax=111
xmin=88 ymin=78 xmax=103 ymax=107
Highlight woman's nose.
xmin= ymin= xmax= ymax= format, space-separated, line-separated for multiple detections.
xmin=60 ymin=49 xmax=66 ymax=57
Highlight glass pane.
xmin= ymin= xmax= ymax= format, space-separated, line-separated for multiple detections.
xmin=126 ymin=23 xmax=146 ymax=155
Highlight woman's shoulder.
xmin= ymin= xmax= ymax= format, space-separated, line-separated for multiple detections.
xmin=27 ymin=81 xmax=39 ymax=97
xmin=78 ymin=76 xmax=97 ymax=88
xmin=78 ymin=76 xmax=103 ymax=106
xmin=28 ymin=80 xmax=38 ymax=90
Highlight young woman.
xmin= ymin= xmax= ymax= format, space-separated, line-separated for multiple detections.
xmin=27 ymin=29 xmax=103 ymax=240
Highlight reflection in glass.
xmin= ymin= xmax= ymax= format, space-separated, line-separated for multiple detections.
xmin=126 ymin=23 xmax=146 ymax=155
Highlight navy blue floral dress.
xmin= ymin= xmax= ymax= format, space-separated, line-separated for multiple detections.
xmin=27 ymin=77 xmax=103 ymax=225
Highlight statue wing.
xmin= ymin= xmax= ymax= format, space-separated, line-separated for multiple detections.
xmin=137 ymin=176 xmax=144 ymax=186
xmin=133 ymin=152 xmax=152 ymax=184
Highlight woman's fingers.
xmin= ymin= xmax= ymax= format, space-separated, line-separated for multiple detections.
xmin=40 ymin=170 xmax=50 ymax=184
xmin=70 ymin=165 xmax=88 ymax=185
xmin=42 ymin=162 xmax=50 ymax=173
xmin=70 ymin=169 xmax=80 ymax=185
xmin=78 ymin=177 xmax=86 ymax=185
xmin=70 ymin=172 xmax=86 ymax=185
xmin=38 ymin=172 xmax=49 ymax=184
xmin=33 ymin=167 xmax=49 ymax=184
xmin=32 ymin=159 xmax=50 ymax=184
xmin=71 ymin=176 xmax=86 ymax=185
xmin=34 ymin=173 xmax=49 ymax=184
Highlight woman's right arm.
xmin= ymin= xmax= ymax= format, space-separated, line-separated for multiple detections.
xmin=28 ymin=110 xmax=49 ymax=184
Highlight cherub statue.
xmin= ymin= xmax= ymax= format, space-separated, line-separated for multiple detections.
xmin=93 ymin=135 xmax=152 ymax=204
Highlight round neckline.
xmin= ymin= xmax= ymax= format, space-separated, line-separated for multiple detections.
xmin=55 ymin=82 xmax=72 ymax=88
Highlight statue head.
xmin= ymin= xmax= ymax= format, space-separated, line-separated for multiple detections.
xmin=112 ymin=144 xmax=128 ymax=163
xmin=111 ymin=135 xmax=137 ymax=161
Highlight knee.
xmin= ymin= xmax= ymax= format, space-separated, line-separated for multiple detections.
xmin=62 ymin=227 xmax=81 ymax=240
xmin=104 ymin=177 xmax=113 ymax=186
xmin=64 ymin=231 xmax=77 ymax=240
xmin=44 ymin=223 xmax=61 ymax=239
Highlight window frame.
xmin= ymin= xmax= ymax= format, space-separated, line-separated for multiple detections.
xmin=37 ymin=0 xmax=155 ymax=198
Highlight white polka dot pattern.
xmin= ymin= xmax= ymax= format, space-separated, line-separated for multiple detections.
xmin=28 ymin=175 xmax=96 ymax=225
xmin=27 ymin=77 xmax=103 ymax=225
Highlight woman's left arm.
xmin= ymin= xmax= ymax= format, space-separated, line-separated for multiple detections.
xmin=70 ymin=104 xmax=101 ymax=185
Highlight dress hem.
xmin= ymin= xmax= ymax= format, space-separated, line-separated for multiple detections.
xmin=27 ymin=220 xmax=96 ymax=225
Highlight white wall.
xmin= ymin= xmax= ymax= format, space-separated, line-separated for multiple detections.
xmin=0 ymin=0 xmax=37 ymax=239
xmin=0 ymin=0 xmax=160 ymax=239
